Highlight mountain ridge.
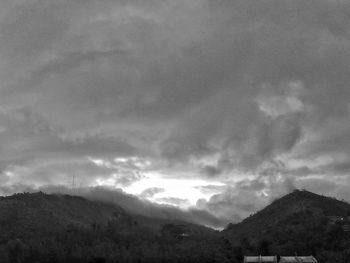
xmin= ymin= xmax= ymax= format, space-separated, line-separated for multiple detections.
xmin=222 ymin=189 xmax=350 ymax=262
xmin=0 ymin=189 xmax=349 ymax=262
xmin=223 ymin=189 xmax=350 ymax=241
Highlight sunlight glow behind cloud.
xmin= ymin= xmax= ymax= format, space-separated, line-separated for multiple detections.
xmin=124 ymin=172 xmax=225 ymax=208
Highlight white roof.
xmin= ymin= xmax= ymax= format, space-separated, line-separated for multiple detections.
xmin=244 ymin=256 xmax=277 ymax=262
xmin=279 ymin=256 xmax=317 ymax=263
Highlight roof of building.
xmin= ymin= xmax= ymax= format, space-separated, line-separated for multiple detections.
xmin=279 ymin=256 xmax=317 ymax=263
xmin=244 ymin=256 xmax=277 ymax=262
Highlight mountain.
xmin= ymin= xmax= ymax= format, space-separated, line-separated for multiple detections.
xmin=222 ymin=189 xmax=350 ymax=262
xmin=223 ymin=189 xmax=350 ymax=239
xmin=0 ymin=190 xmax=349 ymax=263
xmin=0 ymin=191 xmax=215 ymax=232
xmin=0 ymin=192 xmax=121 ymax=238
xmin=0 ymin=192 xmax=221 ymax=263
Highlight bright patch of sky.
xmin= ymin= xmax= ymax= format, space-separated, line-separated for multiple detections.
xmin=124 ymin=172 xmax=225 ymax=208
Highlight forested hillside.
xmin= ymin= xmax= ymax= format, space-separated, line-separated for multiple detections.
xmin=223 ymin=190 xmax=350 ymax=263
xmin=0 ymin=190 xmax=349 ymax=263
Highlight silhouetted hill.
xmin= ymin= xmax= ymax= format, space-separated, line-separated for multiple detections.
xmin=0 ymin=190 xmax=349 ymax=263
xmin=0 ymin=191 xmax=215 ymax=237
xmin=0 ymin=192 xmax=126 ymax=240
xmin=0 ymin=192 xmax=221 ymax=263
xmin=224 ymin=189 xmax=350 ymax=238
xmin=222 ymin=189 xmax=350 ymax=262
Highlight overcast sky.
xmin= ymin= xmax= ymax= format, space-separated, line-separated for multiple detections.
xmin=1 ymin=0 xmax=350 ymax=227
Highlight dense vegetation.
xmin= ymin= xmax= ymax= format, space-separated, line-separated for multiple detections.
xmin=0 ymin=190 xmax=349 ymax=263
xmin=223 ymin=190 xmax=350 ymax=263
xmin=0 ymin=192 xmax=224 ymax=263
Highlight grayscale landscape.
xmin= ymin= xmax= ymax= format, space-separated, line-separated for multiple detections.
xmin=0 ymin=0 xmax=349 ymax=262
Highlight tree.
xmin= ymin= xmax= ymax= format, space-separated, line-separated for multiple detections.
xmin=258 ymin=239 xmax=270 ymax=256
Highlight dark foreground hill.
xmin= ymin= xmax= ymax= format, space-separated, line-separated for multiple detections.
xmin=0 ymin=192 xmax=222 ymax=263
xmin=0 ymin=190 xmax=349 ymax=263
xmin=223 ymin=190 xmax=350 ymax=263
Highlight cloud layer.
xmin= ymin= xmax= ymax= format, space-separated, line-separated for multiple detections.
xmin=1 ymin=0 xmax=350 ymax=226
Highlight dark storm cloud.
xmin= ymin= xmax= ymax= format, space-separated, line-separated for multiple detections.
xmin=321 ymin=161 xmax=350 ymax=174
xmin=0 ymin=108 xmax=137 ymax=186
xmin=201 ymin=165 xmax=222 ymax=177
xmin=0 ymin=0 xmax=350 ymax=223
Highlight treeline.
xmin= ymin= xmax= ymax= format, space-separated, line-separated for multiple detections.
xmin=0 ymin=211 xmax=228 ymax=263
xmin=0 ymin=198 xmax=350 ymax=262
xmin=1 ymin=212 xmax=349 ymax=263
xmin=225 ymin=210 xmax=350 ymax=263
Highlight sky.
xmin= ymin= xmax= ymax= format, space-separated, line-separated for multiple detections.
xmin=1 ymin=0 xmax=350 ymax=228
